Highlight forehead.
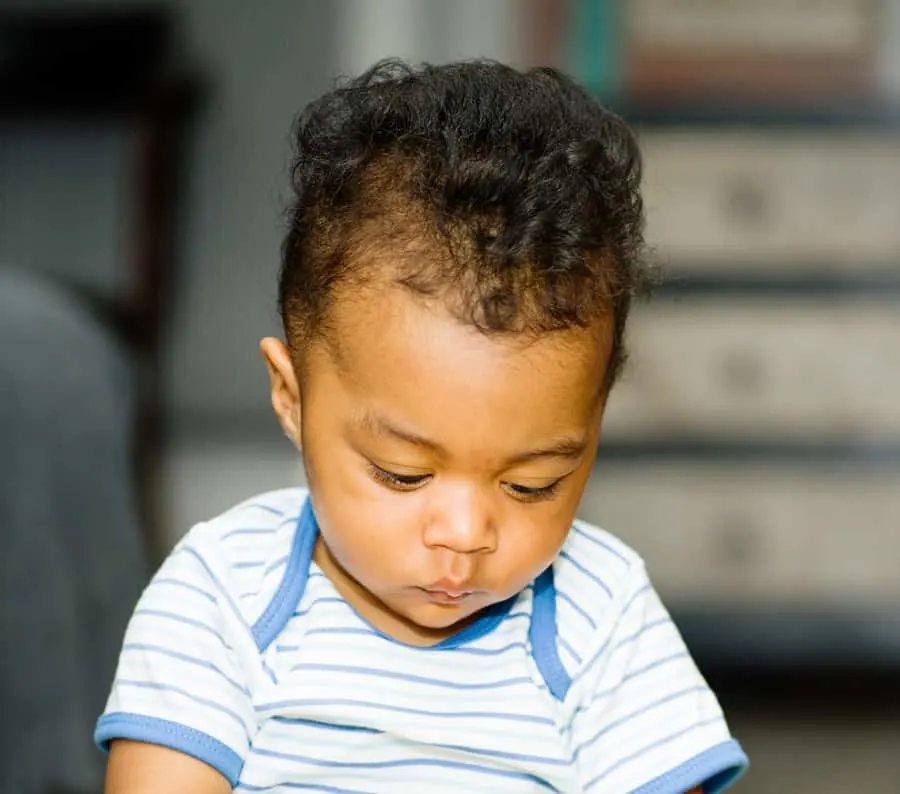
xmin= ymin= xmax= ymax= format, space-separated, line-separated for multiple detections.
xmin=313 ymin=283 xmax=611 ymax=449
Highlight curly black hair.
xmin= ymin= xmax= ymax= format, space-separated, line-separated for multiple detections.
xmin=280 ymin=59 xmax=649 ymax=389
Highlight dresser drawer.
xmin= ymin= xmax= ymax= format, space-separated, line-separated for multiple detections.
xmin=640 ymin=131 xmax=900 ymax=269
xmin=603 ymin=303 xmax=900 ymax=440
xmin=579 ymin=466 xmax=900 ymax=605
xmin=627 ymin=0 xmax=875 ymax=54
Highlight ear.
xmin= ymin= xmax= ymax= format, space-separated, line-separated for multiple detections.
xmin=259 ymin=337 xmax=302 ymax=448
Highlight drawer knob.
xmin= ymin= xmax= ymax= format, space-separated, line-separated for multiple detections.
xmin=712 ymin=515 xmax=765 ymax=569
xmin=723 ymin=180 xmax=770 ymax=228
xmin=718 ymin=349 xmax=767 ymax=396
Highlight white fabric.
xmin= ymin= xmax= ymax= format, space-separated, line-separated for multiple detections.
xmin=98 ymin=488 xmax=747 ymax=792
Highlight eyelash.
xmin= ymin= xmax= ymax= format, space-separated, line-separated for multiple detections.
xmin=368 ymin=464 xmax=430 ymax=491
xmin=367 ymin=464 xmax=564 ymax=502
xmin=505 ymin=481 xmax=563 ymax=502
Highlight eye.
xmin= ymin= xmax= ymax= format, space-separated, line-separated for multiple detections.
xmin=503 ymin=479 xmax=563 ymax=503
xmin=368 ymin=463 xmax=431 ymax=491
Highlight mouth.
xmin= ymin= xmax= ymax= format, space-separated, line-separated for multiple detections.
xmin=419 ymin=584 xmax=479 ymax=604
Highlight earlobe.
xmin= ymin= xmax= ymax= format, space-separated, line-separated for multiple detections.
xmin=259 ymin=337 xmax=302 ymax=447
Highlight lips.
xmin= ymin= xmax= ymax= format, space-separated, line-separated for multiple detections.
xmin=421 ymin=588 xmax=474 ymax=604
xmin=421 ymin=578 xmax=479 ymax=603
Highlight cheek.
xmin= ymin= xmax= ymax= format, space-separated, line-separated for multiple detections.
xmin=306 ymin=460 xmax=422 ymax=583
xmin=503 ymin=511 xmax=574 ymax=581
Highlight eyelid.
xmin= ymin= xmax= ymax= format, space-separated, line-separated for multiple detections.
xmin=503 ymin=480 xmax=561 ymax=503
xmin=503 ymin=472 xmax=571 ymax=502
xmin=368 ymin=462 xmax=431 ymax=490
xmin=506 ymin=466 xmax=578 ymax=487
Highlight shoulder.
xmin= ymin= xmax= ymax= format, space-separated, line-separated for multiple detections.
xmin=552 ymin=517 xmax=652 ymax=668
xmin=555 ymin=516 xmax=646 ymax=610
xmin=169 ymin=487 xmax=308 ymax=628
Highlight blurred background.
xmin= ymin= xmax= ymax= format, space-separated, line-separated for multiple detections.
xmin=1 ymin=1 xmax=898 ymax=791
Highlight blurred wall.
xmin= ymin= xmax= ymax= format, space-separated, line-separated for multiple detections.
xmin=0 ymin=0 xmax=338 ymax=425
xmin=0 ymin=0 xmax=527 ymax=486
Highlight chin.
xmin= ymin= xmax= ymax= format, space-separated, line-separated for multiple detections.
xmin=405 ymin=600 xmax=485 ymax=631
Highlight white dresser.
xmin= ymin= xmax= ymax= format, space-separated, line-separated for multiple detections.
xmin=582 ymin=116 xmax=900 ymax=609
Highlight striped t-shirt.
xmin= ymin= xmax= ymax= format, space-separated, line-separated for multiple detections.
xmin=96 ymin=488 xmax=748 ymax=792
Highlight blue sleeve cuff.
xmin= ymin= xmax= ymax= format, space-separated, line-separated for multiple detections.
xmin=630 ymin=739 xmax=749 ymax=794
xmin=95 ymin=711 xmax=245 ymax=787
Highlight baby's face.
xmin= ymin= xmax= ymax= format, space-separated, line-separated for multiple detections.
xmin=264 ymin=284 xmax=612 ymax=645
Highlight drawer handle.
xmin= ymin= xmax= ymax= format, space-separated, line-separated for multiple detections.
xmin=711 ymin=515 xmax=765 ymax=569
xmin=717 ymin=349 xmax=767 ymax=396
xmin=723 ymin=180 xmax=770 ymax=229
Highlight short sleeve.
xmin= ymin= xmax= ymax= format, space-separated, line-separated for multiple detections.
xmin=569 ymin=562 xmax=748 ymax=793
xmin=94 ymin=527 xmax=260 ymax=787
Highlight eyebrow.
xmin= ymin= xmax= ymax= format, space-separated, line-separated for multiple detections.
xmin=506 ymin=438 xmax=588 ymax=465
xmin=359 ymin=411 xmax=448 ymax=455
xmin=357 ymin=410 xmax=588 ymax=465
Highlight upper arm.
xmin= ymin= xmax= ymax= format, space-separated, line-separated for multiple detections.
xmin=105 ymin=740 xmax=232 ymax=794
xmin=569 ymin=563 xmax=748 ymax=793
xmin=95 ymin=530 xmax=259 ymax=787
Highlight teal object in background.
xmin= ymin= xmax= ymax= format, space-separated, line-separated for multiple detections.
xmin=569 ymin=0 xmax=623 ymax=103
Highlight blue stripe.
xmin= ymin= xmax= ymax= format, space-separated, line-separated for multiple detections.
xmin=262 ymin=659 xmax=278 ymax=684
xmin=294 ymin=629 xmax=527 ymax=653
xmin=624 ymin=582 xmax=652 ymax=613
xmin=623 ymin=652 xmax=689 ymax=683
xmin=571 ymin=524 xmax=630 ymax=564
xmin=585 ymin=652 xmax=691 ymax=708
xmin=628 ymin=739 xmax=749 ymax=794
xmin=222 ymin=526 xmax=279 ymax=541
xmin=614 ymin=617 xmax=672 ymax=649
xmin=232 ymin=560 xmax=265 ymax=569
xmin=269 ymin=717 xmax=568 ymax=765
xmin=292 ymin=596 xmax=348 ymax=618
xmin=181 ymin=545 xmax=253 ymax=632
xmin=303 ymin=626 xmax=376 ymax=638
xmin=558 ymin=551 xmax=613 ymax=598
xmin=425 ymin=741 xmax=569 ymax=766
xmin=505 ymin=610 xmax=531 ymax=622
xmin=113 ymin=679 xmax=250 ymax=731
xmin=249 ymin=747 xmax=558 ymax=789
xmin=571 ymin=634 xmax=612 ymax=689
xmin=270 ymin=716 xmax=382 ymax=734
xmin=132 ymin=609 xmax=233 ymax=652
xmin=439 ymin=640 xmax=528 ymax=657
xmin=557 ymin=590 xmax=597 ymax=630
xmin=237 ymin=782 xmax=373 ymax=793
xmin=153 ymin=577 xmax=218 ymax=604
xmin=264 ymin=553 xmax=290 ymax=575
xmin=569 ymin=582 xmax=656 ymax=691
xmin=575 ymin=685 xmax=708 ymax=757
xmin=94 ymin=712 xmax=244 ymax=786
xmin=121 ymin=643 xmax=249 ymax=696
xmin=247 ymin=503 xmax=286 ymax=516
xmin=262 ymin=698 xmax=555 ymax=726
xmin=558 ymin=635 xmax=583 ymax=665
xmin=585 ymin=715 xmax=727 ymax=789
xmin=288 ymin=663 xmax=532 ymax=691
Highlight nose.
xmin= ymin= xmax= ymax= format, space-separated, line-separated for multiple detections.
xmin=422 ymin=486 xmax=497 ymax=555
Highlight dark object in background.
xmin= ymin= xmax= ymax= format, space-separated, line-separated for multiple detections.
xmin=0 ymin=5 xmax=203 ymax=562
xmin=0 ymin=269 xmax=146 ymax=794
xmin=0 ymin=7 xmax=202 ymax=794
xmin=0 ymin=7 xmax=171 ymax=115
